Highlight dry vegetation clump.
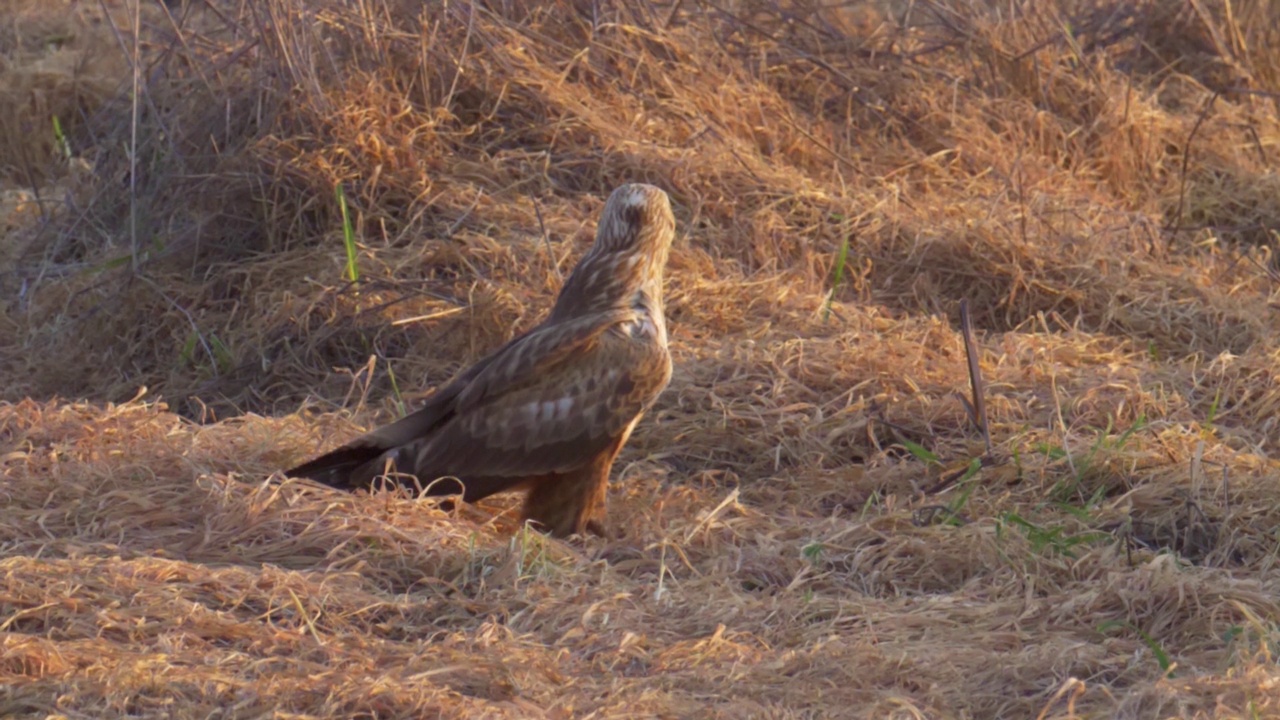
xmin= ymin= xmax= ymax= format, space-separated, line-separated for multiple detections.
xmin=3 ymin=0 xmax=1280 ymax=717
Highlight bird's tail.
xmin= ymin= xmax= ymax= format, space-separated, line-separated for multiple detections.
xmin=284 ymin=444 xmax=389 ymax=491
xmin=286 ymin=443 xmax=475 ymax=498
xmin=285 ymin=395 xmax=458 ymax=492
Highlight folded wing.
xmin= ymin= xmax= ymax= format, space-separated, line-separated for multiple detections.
xmin=286 ymin=309 xmax=671 ymax=500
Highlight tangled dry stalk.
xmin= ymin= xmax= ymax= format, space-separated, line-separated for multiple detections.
xmin=3 ymin=0 xmax=1280 ymax=717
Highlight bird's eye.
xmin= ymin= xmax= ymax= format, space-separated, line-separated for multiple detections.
xmin=622 ymin=204 xmax=645 ymax=230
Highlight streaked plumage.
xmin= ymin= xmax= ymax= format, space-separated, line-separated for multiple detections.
xmin=286 ymin=183 xmax=676 ymax=537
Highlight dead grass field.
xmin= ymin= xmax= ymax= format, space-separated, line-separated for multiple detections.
xmin=3 ymin=0 xmax=1280 ymax=717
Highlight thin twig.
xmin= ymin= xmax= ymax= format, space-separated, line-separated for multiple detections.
xmin=139 ymin=275 xmax=218 ymax=377
xmin=532 ymin=197 xmax=564 ymax=285
xmin=1166 ymin=89 xmax=1221 ymax=246
xmin=663 ymin=0 xmax=685 ymax=29
xmin=94 ymin=0 xmax=145 ymax=271
xmin=959 ymin=299 xmax=992 ymax=455
xmin=443 ymin=0 xmax=477 ymax=112
xmin=129 ymin=0 xmax=142 ymax=270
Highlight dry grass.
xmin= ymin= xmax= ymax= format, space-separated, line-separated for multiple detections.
xmin=3 ymin=0 xmax=1280 ymax=717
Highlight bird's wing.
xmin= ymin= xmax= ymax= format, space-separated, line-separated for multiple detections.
xmin=287 ymin=309 xmax=664 ymax=490
xmin=399 ymin=312 xmax=672 ymax=484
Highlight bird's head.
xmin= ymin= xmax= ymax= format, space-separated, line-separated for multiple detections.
xmin=591 ymin=183 xmax=676 ymax=257
xmin=552 ymin=183 xmax=676 ymax=318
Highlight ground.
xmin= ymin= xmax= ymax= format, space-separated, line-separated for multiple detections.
xmin=2 ymin=0 xmax=1280 ymax=718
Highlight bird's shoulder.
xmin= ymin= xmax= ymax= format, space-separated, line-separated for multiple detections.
xmin=451 ymin=309 xmax=641 ymax=407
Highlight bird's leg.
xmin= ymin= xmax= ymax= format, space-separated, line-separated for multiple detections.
xmin=522 ymin=439 xmax=622 ymax=538
xmin=583 ymin=517 xmax=608 ymax=538
xmin=521 ymin=465 xmax=609 ymax=538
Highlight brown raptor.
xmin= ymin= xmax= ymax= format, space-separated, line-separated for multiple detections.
xmin=286 ymin=183 xmax=676 ymax=537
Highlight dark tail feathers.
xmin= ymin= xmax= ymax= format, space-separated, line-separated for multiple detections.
xmin=285 ymin=445 xmax=388 ymax=491
xmin=286 ymin=444 xmax=517 ymax=502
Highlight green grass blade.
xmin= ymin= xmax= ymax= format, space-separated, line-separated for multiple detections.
xmin=902 ymin=438 xmax=940 ymax=464
xmin=52 ymin=115 xmax=71 ymax=160
xmin=386 ymin=361 xmax=407 ymax=418
xmin=822 ymin=235 xmax=850 ymax=322
xmin=1100 ymin=621 xmax=1174 ymax=677
xmin=335 ymin=183 xmax=359 ymax=283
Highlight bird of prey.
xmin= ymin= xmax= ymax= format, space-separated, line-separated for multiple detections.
xmin=286 ymin=183 xmax=676 ymax=537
